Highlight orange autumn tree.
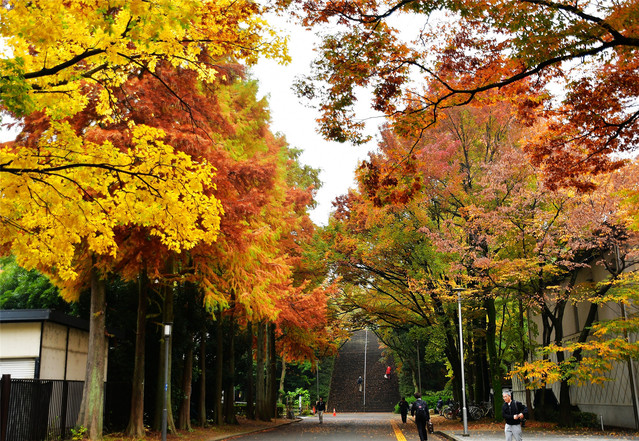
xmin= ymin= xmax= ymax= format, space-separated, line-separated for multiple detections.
xmin=102 ymin=60 xmax=338 ymax=423
xmin=322 ymin=99 xmax=534 ymax=410
xmin=278 ymin=0 xmax=638 ymax=184
xmin=200 ymin=139 xmax=337 ymax=422
xmin=76 ymin=59 xmax=331 ymax=429
xmin=272 ymin=148 xmax=340 ymax=384
xmin=322 ymin=93 xmax=639 ymax=424
xmin=423 ymin=134 xmax=638 ymax=423
xmin=508 ymin=165 xmax=639 ymax=395
xmin=2 ymin=55 xmax=336 ymax=435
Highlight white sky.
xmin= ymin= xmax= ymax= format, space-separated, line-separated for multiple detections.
xmin=250 ymin=17 xmax=380 ymax=226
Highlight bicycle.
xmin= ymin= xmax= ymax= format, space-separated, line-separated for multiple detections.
xmin=468 ymin=400 xmax=495 ymax=420
xmin=480 ymin=401 xmax=495 ymax=418
xmin=468 ymin=403 xmax=483 ymax=421
xmin=443 ymin=401 xmax=460 ymax=420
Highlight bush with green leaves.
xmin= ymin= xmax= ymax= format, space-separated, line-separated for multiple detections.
xmin=572 ymin=411 xmax=599 ymax=428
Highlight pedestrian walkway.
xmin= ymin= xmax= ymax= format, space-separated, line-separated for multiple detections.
xmin=438 ymin=428 xmax=639 ymax=441
xmin=429 ymin=412 xmax=639 ymax=441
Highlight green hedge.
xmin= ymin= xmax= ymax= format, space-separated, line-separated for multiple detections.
xmin=393 ymin=390 xmax=453 ymax=413
xmin=571 ymin=411 xmax=599 ymax=428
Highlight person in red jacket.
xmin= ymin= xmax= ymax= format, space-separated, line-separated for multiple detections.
xmin=385 ymin=365 xmax=392 ymax=379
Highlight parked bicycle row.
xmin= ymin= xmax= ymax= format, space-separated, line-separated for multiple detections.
xmin=436 ymin=399 xmax=495 ymax=421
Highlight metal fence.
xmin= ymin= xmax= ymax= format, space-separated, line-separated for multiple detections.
xmin=0 ymin=375 xmax=130 ymax=441
xmin=1 ymin=376 xmax=83 ymax=441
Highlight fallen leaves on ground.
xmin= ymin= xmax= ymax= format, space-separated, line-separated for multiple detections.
xmin=430 ymin=414 xmax=638 ymax=436
xmin=104 ymin=417 xmax=291 ymax=441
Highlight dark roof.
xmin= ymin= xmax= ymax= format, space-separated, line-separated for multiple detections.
xmin=0 ymin=309 xmax=90 ymax=332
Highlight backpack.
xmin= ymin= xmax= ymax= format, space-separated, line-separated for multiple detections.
xmin=414 ymin=400 xmax=428 ymax=419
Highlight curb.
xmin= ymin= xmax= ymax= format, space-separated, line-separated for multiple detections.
xmin=210 ymin=418 xmax=301 ymax=440
xmin=435 ymin=431 xmax=459 ymax=441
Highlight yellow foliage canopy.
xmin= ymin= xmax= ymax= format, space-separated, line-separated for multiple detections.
xmin=0 ymin=0 xmax=289 ymax=119
xmin=0 ymin=122 xmax=223 ymax=288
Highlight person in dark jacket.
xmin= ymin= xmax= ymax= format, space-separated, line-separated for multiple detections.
xmin=316 ymin=397 xmax=326 ymax=424
xmin=410 ymin=392 xmax=430 ymax=441
xmin=502 ymin=392 xmax=527 ymax=441
xmin=398 ymin=397 xmax=410 ymax=423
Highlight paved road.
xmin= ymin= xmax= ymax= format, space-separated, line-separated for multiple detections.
xmin=224 ymin=413 xmax=639 ymax=441
xmin=226 ymin=412 xmax=435 ymax=441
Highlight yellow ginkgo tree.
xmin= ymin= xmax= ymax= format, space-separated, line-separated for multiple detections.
xmin=0 ymin=121 xmax=224 ymax=440
xmin=0 ymin=0 xmax=288 ymax=122
xmin=2 ymin=122 xmax=223 ymax=280
xmin=0 ymin=2 xmax=288 ymax=438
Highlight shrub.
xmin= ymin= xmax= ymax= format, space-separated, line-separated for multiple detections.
xmin=572 ymin=411 xmax=599 ymax=428
xmin=422 ymin=390 xmax=452 ymax=410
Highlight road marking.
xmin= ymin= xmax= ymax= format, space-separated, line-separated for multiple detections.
xmin=391 ymin=420 xmax=407 ymax=441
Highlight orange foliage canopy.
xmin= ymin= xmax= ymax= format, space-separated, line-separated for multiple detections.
xmin=279 ymin=0 xmax=639 ymax=188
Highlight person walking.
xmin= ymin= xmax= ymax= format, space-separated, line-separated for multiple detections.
xmin=357 ymin=375 xmax=363 ymax=392
xmin=398 ymin=397 xmax=410 ymax=423
xmin=385 ymin=365 xmax=392 ymax=379
xmin=410 ymin=392 xmax=430 ymax=441
xmin=502 ymin=391 xmax=528 ymax=441
xmin=315 ymin=397 xmax=326 ymax=424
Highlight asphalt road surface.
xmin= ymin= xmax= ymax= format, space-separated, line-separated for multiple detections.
xmin=229 ymin=412 xmax=439 ymax=441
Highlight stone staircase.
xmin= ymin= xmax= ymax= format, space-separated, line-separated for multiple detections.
xmin=327 ymin=330 xmax=400 ymax=412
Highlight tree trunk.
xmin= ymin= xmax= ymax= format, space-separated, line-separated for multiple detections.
xmin=246 ymin=322 xmax=255 ymax=420
xmin=471 ymin=312 xmax=488 ymax=403
xmin=485 ymin=297 xmax=503 ymax=420
xmin=412 ymin=369 xmax=419 ymax=395
xmin=223 ymin=313 xmax=238 ymax=424
xmin=124 ymin=271 xmax=148 ymax=437
xmin=268 ymin=323 xmax=277 ymax=419
xmin=177 ymin=341 xmax=193 ymax=430
xmin=279 ymin=359 xmax=286 ymax=399
xmin=256 ymin=322 xmax=269 ymax=420
xmin=214 ymin=309 xmax=224 ymax=425
xmin=553 ymin=301 xmax=573 ymax=426
xmin=434 ymin=294 xmax=463 ymax=404
xmin=198 ymin=327 xmax=207 ymax=426
xmin=518 ymin=298 xmax=534 ymax=420
xmin=446 ymin=312 xmax=463 ymax=405
xmin=153 ymin=269 xmax=176 ymax=433
xmin=77 ymin=266 xmax=107 ymax=440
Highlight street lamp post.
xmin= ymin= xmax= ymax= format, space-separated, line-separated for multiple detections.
xmin=162 ymin=323 xmax=172 ymax=441
xmin=363 ymin=328 xmax=368 ymax=410
xmin=454 ymin=288 xmax=469 ymax=436
xmin=417 ymin=339 xmax=422 ymax=393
